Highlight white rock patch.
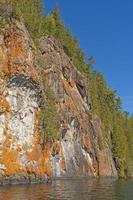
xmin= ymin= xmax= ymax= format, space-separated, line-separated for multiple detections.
xmin=6 ymin=87 xmax=38 ymax=151
xmin=0 ymin=114 xmax=5 ymax=152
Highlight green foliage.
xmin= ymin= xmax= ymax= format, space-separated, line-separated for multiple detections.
xmin=111 ymin=112 xmax=128 ymax=177
xmin=11 ymin=0 xmax=44 ymax=39
xmin=41 ymin=15 xmax=56 ymax=36
xmin=0 ymin=0 xmax=12 ymax=27
xmin=39 ymin=79 xmax=58 ymax=144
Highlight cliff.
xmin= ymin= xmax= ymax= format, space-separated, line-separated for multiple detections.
xmin=0 ymin=20 xmax=117 ymax=184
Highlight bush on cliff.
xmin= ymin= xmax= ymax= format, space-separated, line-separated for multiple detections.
xmin=39 ymin=85 xmax=58 ymax=145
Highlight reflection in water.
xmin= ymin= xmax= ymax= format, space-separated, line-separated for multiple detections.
xmin=0 ymin=178 xmax=133 ymax=200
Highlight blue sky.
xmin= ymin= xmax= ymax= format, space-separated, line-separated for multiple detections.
xmin=42 ymin=0 xmax=133 ymax=114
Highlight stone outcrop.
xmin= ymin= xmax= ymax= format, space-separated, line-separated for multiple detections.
xmin=40 ymin=37 xmax=117 ymax=177
xmin=0 ymin=19 xmax=117 ymax=184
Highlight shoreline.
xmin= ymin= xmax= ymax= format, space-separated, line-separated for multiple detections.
xmin=0 ymin=175 xmax=50 ymax=186
xmin=0 ymin=175 xmax=119 ymax=186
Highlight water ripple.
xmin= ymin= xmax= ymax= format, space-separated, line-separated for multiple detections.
xmin=0 ymin=178 xmax=133 ymax=200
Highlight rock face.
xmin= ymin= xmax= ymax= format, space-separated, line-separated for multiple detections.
xmin=41 ymin=37 xmax=117 ymax=178
xmin=0 ymin=20 xmax=117 ymax=184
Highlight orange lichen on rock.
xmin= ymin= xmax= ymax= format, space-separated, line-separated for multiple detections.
xmin=6 ymin=35 xmax=38 ymax=81
xmin=0 ymin=96 xmax=10 ymax=113
xmin=26 ymin=116 xmax=53 ymax=177
xmin=52 ymin=141 xmax=61 ymax=156
xmin=0 ymin=136 xmax=21 ymax=176
xmin=0 ymin=22 xmax=38 ymax=82
xmin=0 ymin=46 xmax=9 ymax=77
xmin=27 ymin=142 xmax=52 ymax=177
xmin=38 ymin=146 xmax=52 ymax=177
xmin=59 ymin=144 xmax=66 ymax=172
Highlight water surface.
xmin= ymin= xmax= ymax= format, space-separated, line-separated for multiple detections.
xmin=0 ymin=178 xmax=133 ymax=200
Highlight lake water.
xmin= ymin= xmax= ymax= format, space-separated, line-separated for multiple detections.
xmin=0 ymin=178 xmax=133 ymax=200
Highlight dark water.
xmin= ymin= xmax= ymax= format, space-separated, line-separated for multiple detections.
xmin=0 ymin=178 xmax=133 ymax=200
